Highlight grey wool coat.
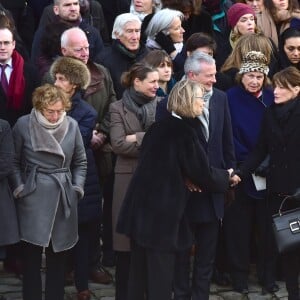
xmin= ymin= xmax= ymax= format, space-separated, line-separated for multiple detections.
xmin=0 ymin=119 xmax=19 ymax=246
xmin=11 ymin=110 xmax=87 ymax=252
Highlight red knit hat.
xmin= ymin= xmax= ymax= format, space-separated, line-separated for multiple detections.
xmin=227 ymin=3 xmax=255 ymax=29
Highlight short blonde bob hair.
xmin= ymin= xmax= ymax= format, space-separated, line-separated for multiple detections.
xmin=32 ymin=84 xmax=71 ymax=112
xmin=167 ymin=79 xmax=204 ymax=118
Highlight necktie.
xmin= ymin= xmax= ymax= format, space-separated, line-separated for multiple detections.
xmin=1 ymin=64 xmax=8 ymax=95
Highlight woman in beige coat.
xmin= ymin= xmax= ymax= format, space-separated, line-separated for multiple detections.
xmin=109 ymin=62 xmax=159 ymax=300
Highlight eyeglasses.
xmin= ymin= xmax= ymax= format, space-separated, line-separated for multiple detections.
xmin=43 ymin=109 xmax=65 ymax=116
xmin=0 ymin=41 xmax=13 ymax=47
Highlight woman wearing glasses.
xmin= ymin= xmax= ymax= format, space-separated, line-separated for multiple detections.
xmin=11 ymin=83 xmax=87 ymax=300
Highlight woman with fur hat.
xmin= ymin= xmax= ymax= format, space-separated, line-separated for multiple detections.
xmin=225 ymin=51 xmax=278 ymax=294
xmin=227 ymin=2 xmax=259 ymax=48
xmin=51 ymin=56 xmax=103 ymax=300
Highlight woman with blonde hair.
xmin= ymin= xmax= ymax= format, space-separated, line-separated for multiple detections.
xmin=227 ymin=3 xmax=260 ymax=48
xmin=117 ymin=79 xmax=235 ymax=300
xmin=235 ymin=0 xmax=279 ymax=48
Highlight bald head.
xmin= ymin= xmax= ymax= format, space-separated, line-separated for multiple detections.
xmin=61 ymin=27 xmax=89 ymax=64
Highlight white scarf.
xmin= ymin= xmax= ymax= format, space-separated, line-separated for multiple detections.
xmin=34 ymin=109 xmax=66 ymax=131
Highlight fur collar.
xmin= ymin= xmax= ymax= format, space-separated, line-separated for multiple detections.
xmin=29 ymin=109 xmax=69 ymax=161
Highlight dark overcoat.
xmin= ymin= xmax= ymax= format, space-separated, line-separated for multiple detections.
xmin=0 ymin=61 xmax=40 ymax=126
xmin=11 ymin=111 xmax=87 ymax=252
xmin=68 ymin=92 xmax=102 ymax=223
xmin=99 ymin=40 xmax=149 ymax=99
xmin=0 ymin=119 xmax=19 ymax=246
xmin=117 ymin=116 xmax=229 ymax=251
xmin=186 ymin=88 xmax=235 ymax=222
xmin=241 ymin=98 xmax=300 ymax=195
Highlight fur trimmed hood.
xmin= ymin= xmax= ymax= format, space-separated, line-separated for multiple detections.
xmin=50 ymin=56 xmax=91 ymax=90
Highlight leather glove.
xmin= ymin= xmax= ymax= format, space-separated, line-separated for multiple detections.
xmin=289 ymin=188 xmax=300 ymax=201
xmin=254 ymin=156 xmax=270 ymax=177
xmin=155 ymin=31 xmax=176 ymax=55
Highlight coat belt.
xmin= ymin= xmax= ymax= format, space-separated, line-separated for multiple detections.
xmin=22 ymin=165 xmax=73 ymax=218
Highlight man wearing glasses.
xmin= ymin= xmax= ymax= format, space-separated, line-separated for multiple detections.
xmin=0 ymin=26 xmax=39 ymax=126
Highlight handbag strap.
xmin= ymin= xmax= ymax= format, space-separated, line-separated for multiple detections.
xmin=279 ymin=196 xmax=293 ymax=216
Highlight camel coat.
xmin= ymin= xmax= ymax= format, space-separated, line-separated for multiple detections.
xmin=11 ymin=110 xmax=87 ymax=252
xmin=110 ymin=99 xmax=154 ymax=251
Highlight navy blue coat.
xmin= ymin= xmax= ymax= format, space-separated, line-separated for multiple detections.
xmin=156 ymin=88 xmax=235 ymax=222
xmin=68 ymin=92 xmax=102 ymax=223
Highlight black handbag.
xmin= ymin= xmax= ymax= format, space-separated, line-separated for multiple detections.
xmin=272 ymin=196 xmax=300 ymax=253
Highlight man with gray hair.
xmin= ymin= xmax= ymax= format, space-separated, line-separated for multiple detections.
xmin=157 ymin=50 xmax=235 ymax=300
xmin=98 ymin=12 xmax=149 ymax=99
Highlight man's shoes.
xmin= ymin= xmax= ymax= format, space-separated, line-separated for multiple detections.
xmin=89 ymin=266 xmax=113 ymax=284
xmin=262 ymin=283 xmax=279 ymax=294
xmin=212 ymin=270 xmax=231 ymax=286
xmin=234 ymin=287 xmax=249 ymax=294
xmin=233 ymin=284 xmax=249 ymax=295
xmin=77 ymin=289 xmax=91 ymax=300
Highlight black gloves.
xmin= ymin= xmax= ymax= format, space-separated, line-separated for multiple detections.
xmin=155 ymin=31 xmax=176 ymax=55
xmin=254 ymin=156 xmax=270 ymax=177
xmin=289 ymin=188 xmax=300 ymax=201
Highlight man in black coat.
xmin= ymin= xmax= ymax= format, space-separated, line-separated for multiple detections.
xmin=31 ymin=0 xmax=104 ymax=66
xmin=157 ymin=51 xmax=235 ymax=300
xmin=98 ymin=13 xmax=149 ymax=99
xmin=0 ymin=25 xmax=39 ymax=277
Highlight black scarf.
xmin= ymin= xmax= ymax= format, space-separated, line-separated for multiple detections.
xmin=114 ymin=39 xmax=140 ymax=59
xmin=122 ymin=87 xmax=157 ymax=130
xmin=273 ymin=97 xmax=298 ymax=128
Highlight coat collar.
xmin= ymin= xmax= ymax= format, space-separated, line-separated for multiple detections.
xmin=29 ymin=109 xmax=68 ymax=161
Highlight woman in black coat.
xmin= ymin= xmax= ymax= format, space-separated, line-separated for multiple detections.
xmin=239 ymin=66 xmax=300 ymax=300
xmin=117 ymin=79 xmax=238 ymax=300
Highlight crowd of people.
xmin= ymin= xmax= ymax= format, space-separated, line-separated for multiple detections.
xmin=1 ymin=0 xmax=300 ymax=300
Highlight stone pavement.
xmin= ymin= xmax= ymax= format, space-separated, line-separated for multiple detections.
xmin=0 ymin=261 xmax=290 ymax=300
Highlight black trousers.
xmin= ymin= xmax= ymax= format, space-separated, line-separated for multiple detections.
xmin=174 ymin=221 xmax=219 ymax=300
xmin=128 ymin=241 xmax=174 ymax=300
xmin=22 ymin=241 xmax=67 ymax=300
xmin=74 ymin=219 xmax=101 ymax=292
xmin=224 ymin=187 xmax=277 ymax=288
xmin=115 ymin=251 xmax=130 ymax=300
xmin=282 ymin=250 xmax=300 ymax=300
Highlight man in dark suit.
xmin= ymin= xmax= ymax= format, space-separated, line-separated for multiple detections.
xmin=0 ymin=25 xmax=40 ymax=277
xmin=157 ymin=50 xmax=236 ymax=300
